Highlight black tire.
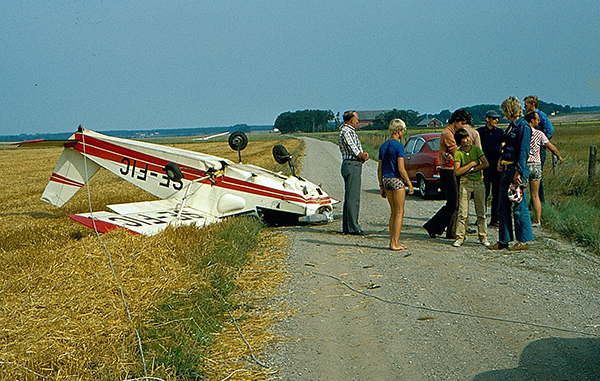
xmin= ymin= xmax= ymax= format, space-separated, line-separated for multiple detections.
xmin=272 ymin=144 xmax=292 ymax=164
xmin=228 ymin=131 xmax=248 ymax=151
xmin=164 ymin=162 xmax=183 ymax=182
xmin=418 ymin=176 xmax=430 ymax=199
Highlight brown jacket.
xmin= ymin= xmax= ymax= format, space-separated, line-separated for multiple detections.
xmin=439 ymin=125 xmax=459 ymax=170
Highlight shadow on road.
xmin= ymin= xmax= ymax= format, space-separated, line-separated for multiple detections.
xmin=473 ymin=337 xmax=600 ymax=380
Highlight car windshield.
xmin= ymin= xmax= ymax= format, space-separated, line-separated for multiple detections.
xmin=426 ymin=137 xmax=440 ymax=151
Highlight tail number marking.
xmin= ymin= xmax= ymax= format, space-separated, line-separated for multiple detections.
xmin=120 ymin=157 xmax=183 ymax=190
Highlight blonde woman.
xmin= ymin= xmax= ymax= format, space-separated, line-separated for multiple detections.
xmin=490 ymin=97 xmax=533 ymax=251
xmin=378 ymin=118 xmax=414 ymax=250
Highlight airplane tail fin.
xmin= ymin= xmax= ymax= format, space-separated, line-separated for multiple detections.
xmin=42 ymin=147 xmax=101 ymax=207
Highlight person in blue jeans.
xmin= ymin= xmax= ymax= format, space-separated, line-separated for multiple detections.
xmin=490 ymin=97 xmax=534 ymax=251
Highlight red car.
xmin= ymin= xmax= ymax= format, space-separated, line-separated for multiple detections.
xmin=404 ymin=133 xmax=442 ymax=198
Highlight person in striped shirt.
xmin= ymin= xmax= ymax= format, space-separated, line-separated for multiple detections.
xmin=524 ymin=111 xmax=563 ymax=227
xmin=524 ymin=95 xmax=554 ymax=204
xmin=339 ymin=110 xmax=370 ymax=235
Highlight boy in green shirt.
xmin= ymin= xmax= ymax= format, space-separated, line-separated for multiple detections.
xmin=453 ymin=128 xmax=490 ymax=247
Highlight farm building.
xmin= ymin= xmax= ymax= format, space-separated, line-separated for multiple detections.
xmin=417 ymin=117 xmax=443 ymax=128
xmin=355 ymin=110 xmax=389 ymax=128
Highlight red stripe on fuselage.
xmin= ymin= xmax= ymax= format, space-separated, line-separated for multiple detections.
xmin=73 ymin=134 xmax=169 ymax=175
xmin=220 ymin=177 xmax=331 ymax=205
xmin=73 ymin=132 xmax=332 ymax=206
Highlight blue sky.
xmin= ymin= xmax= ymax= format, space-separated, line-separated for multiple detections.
xmin=2 ymin=0 xmax=599 ymax=135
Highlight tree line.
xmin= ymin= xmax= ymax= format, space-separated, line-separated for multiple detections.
xmin=274 ymin=110 xmax=335 ymax=134
xmin=274 ymin=100 xmax=575 ymax=133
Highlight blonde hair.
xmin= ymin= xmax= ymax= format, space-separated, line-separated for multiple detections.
xmin=388 ymin=118 xmax=406 ymax=135
xmin=524 ymin=95 xmax=539 ymax=108
xmin=501 ymin=96 xmax=524 ymax=120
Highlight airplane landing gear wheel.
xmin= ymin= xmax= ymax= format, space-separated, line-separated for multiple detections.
xmin=228 ymin=131 xmax=248 ymax=151
xmin=272 ymin=144 xmax=291 ymax=164
xmin=229 ymin=131 xmax=248 ymax=163
xmin=165 ymin=162 xmax=183 ymax=182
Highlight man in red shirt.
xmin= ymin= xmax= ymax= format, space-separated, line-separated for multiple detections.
xmin=423 ymin=109 xmax=472 ymax=239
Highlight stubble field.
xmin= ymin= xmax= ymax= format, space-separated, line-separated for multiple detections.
xmin=0 ymin=136 xmax=300 ymax=380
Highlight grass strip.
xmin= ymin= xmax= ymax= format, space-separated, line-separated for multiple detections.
xmin=138 ymin=217 xmax=264 ymax=379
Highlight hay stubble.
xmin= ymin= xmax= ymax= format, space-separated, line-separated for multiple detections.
xmin=0 ymin=137 xmax=300 ymax=379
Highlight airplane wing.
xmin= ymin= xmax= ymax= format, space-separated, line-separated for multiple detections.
xmin=193 ymin=131 xmax=230 ymax=141
xmin=12 ymin=139 xmax=75 ymax=148
xmin=68 ymin=199 xmax=220 ymax=235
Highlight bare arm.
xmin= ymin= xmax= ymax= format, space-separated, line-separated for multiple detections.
xmin=397 ymin=157 xmax=414 ymax=194
xmin=474 ymin=154 xmax=489 ymax=172
xmin=543 ymin=141 xmax=564 ymax=163
xmin=454 ymin=158 xmax=478 ymax=176
xmin=378 ymin=160 xmax=386 ymax=198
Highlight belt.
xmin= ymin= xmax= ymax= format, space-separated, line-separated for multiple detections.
xmin=343 ymin=158 xmax=363 ymax=163
xmin=500 ymin=160 xmax=515 ymax=170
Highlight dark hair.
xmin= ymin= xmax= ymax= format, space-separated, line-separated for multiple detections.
xmin=343 ymin=110 xmax=356 ymax=122
xmin=448 ymin=109 xmax=473 ymax=125
xmin=454 ymin=128 xmax=470 ymax=144
xmin=524 ymin=111 xmax=538 ymax=123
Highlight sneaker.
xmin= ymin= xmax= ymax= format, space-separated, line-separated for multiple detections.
xmin=488 ymin=242 xmax=508 ymax=250
xmin=480 ymin=240 xmax=491 ymax=247
xmin=509 ymin=242 xmax=529 ymax=251
xmin=532 ymin=222 xmax=541 ymax=228
xmin=453 ymin=239 xmax=463 ymax=247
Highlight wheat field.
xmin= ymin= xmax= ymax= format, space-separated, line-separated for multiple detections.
xmin=0 ymin=136 xmax=301 ymax=380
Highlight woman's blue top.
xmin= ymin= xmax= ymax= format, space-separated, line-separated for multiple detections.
xmin=379 ymin=139 xmax=405 ymax=178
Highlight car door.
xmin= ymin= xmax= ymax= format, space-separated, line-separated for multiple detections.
xmin=403 ymin=136 xmax=420 ymax=181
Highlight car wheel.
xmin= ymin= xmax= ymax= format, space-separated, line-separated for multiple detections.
xmin=418 ymin=177 xmax=429 ymax=199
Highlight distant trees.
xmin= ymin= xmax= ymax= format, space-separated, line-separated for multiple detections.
xmin=464 ymin=104 xmax=505 ymax=125
xmin=423 ymin=105 xmax=504 ymax=125
xmin=274 ymin=109 xmax=335 ymax=133
xmin=538 ymin=100 xmax=572 ymax=116
xmin=367 ymin=109 xmax=420 ymax=130
xmin=437 ymin=109 xmax=452 ymax=124
xmin=428 ymin=101 xmax=573 ymax=126
xmin=273 ymin=100 xmax=575 ymax=134
xmin=231 ymin=123 xmax=251 ymax=133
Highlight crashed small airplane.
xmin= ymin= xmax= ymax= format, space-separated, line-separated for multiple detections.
xmin=16 ymin=126 xmax=335 ymax=235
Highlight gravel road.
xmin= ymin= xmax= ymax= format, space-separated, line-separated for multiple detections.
xmin=264 ymin=137 xmax=600 ymax=380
